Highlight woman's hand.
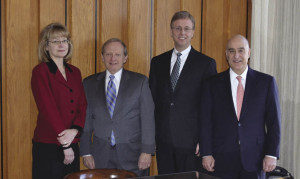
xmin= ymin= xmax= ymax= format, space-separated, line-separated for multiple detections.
xmin=63 ymin=148 xmax=75 ymax=165
xmin=57 ymin=129 xmax=78 ymax=147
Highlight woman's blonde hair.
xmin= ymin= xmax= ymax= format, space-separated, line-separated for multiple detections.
xmin=38 ymin=22 xmax=73 ymax=62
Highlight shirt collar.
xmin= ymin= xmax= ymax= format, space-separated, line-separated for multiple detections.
xmin=106 ymin=68 xmax=123 ymax=81
xmin=46 ymin=58 xmax=72 ymax=74
xmin=230 ymin=66 xmax=248 ymax=81
xmin=173 ymin=45 xmax=191 ymax=56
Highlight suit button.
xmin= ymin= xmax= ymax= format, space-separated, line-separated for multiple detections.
xmin=70 ymin=89 xmax=73 ymax=92
xmin=71 ymin=110 xmax=74 ymax=114
xmin=70 ymin=99 xmax=74 ymax=103
xmin=238 ymin=123 xmax=241 ymax=127
xmin=170 ymin=103 xmax=174 ymax=106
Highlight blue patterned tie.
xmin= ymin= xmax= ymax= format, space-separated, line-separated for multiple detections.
xmin=170 ymin=52 xmax=182 ymax=91
xmin=106 ymin=75 xmax=116 ymax=146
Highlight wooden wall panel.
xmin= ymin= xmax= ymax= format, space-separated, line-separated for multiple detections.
xmin=128 ymin=0 xmax=151 ymax=76
xmin=154 ymin=0 xmax=180 ymax=56
xmin=202 ymin=0 xmax=248 ymax=72
xmin=68 ymin=0 xmax=96 ymax=78
xmin=182 ymin=0 xmax=202 ymax=51
xmin=2 ymin=0 xmax=39 ymax=178
xmin=39 ymin=0 xmax=65 ymax=28
xmin=98 ymin=0 xmax=128 ymax=73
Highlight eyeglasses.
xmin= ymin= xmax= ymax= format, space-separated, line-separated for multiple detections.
xmin=172 ymin=27 xmax=194 ymax=33
xmin=48 ymin=39 xmax=70 ymax=45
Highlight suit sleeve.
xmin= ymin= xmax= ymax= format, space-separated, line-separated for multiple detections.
xmin=203 ymin=58 xmax=217 ymax=80
xmin=199 ymin=79 xmax=214 ymax=156
xmin=31 ymin=67 xmax=65 ymax=135
xmin=139 ymin=77 xmax=156 ymax=155
xmin=264 ymin=77 xmax=281 ymax=158
xmin=149 ymin=58 xmax=157 ymax=103
xmin=72 ymin=70 xmax=87 ymax=136
xmin=79 ymin=79 xmax=94 ymax=156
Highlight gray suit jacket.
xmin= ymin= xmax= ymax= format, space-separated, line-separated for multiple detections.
xmin=80 ymin=69 xmax=155 ymax=172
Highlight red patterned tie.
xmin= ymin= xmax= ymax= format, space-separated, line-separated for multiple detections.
xmin=236 ymin=76 xmax=244 ymax=120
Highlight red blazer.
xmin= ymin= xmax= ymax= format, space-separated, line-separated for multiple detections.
xmin=31 ymin=60 xmax=87 ymax=145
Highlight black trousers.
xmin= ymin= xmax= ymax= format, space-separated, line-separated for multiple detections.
xmin=156 ymin=143 xmax=202 ymax=175
xmin=32 ymin=142 xmax=80 ymax=179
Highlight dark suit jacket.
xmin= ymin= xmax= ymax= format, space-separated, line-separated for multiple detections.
xmin=31 ymin=60 xmax=87 ymax=145
xmin=80 ymin=70 xmax=155 ymax=172
xmin=200 ymin=67 xmax=281 ymax=172
xmin=149 ymin=47 xmax=217 ymax=153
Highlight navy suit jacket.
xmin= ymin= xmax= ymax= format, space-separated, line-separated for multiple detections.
xmin=200 ymin=67 xmax=281 ymax=172
xmin=149 ymin=47 xmax=217 ymax=153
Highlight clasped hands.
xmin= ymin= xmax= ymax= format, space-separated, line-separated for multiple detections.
xmin=57 ymin=129 xmax=78 ymax=165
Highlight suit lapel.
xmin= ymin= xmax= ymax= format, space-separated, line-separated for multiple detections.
xmin=112 ymin=70 xmax=129 ymax=119
xmin=174 ymin=47 xmax=196 ymax=92
xmin=240 ymin=67 xmax=256 ymax=120
xmin=222 ymin=70 xmax=237 ymax=120
xmin=176 ymin=48 xmax=195 ymax=82
xmin=161 ymin=50 xmax=173 ymax=92
xmin=96 ymin=73 xmax=111 ymax=118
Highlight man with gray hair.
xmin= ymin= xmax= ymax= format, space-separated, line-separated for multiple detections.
xmin=80 ymin=38 xmax=155 ymax=176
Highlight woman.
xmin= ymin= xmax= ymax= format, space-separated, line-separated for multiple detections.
xmin=31 ymin=22 xmax=87 ymax=179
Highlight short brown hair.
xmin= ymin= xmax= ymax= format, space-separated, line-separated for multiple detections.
xmin=38 ymin=22 xmax=73 ymax=62
xmin=170 ymin=11 xmax=195 ymax=29
xmin=101 ymin=38 xmax=128 ymax=56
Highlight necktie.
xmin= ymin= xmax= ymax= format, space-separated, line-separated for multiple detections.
xmin=106 ymin=75 xmax=116 ymax=146
xmin=170 ymin=52 xmax=182 ymax=91
xmin=236 ymin=76 xmax=244 ymax=120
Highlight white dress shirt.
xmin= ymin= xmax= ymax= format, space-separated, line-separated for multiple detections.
xmin=105 ymin=69 xmax=123 ymax=95
xmin=170 ymin=45 xmax=191 ymax=75
xmin=229 ymin=67 xmax=248 ymax=115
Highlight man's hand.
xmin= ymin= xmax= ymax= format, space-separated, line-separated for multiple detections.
xmin=63 ymin=148 xmax=75 ymax=165
xmin=83 ymin=155 xmax=95 ymax=169
xmin=138 ymin=153 xmax=151 ymax=170
xmin=195 ymin=143 xmax=200 ymax=157
xmin=202 ymin=155 xmax=215 ymax=172
xmin=57 ymin=129 xmax=78 ymax=147
xmin=263 ymin=156 xmax=277 ymax=172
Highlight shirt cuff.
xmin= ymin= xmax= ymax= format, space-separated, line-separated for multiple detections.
xmin=82 ymin=154 xmax=92 ymax=157
xmin=265 ymin=155 xmax=277 ymax=160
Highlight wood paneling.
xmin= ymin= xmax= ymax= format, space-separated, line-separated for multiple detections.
xmin=182 ymin=0 xmax=202 ymax=51
xmin=98 ymin=0 xmax=128 ymax=72
xmin=2 ymin=0 xmax=39 ymax=178
xmin=128 ymin=0 xmax=152 ymax=76
xmin=67 ymin=0 xmax=95 ymax=78
xmin=202 ymin=0 xmax=248 ymax=72
xmin=1 ymin=0 xmax=251 ymax=178
xmin=39 ymin=0 xmax=65 ymax=28
xmin=154 ymin=0 xmax=180 ymax=56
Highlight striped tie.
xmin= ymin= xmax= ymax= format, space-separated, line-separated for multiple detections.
xmin=106 ymin=75 xmax=117 ymax=146
xmin=170 ymin=52 xmax=182 ymax=91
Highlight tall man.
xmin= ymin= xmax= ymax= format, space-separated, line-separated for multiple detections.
xmin=80 ymin=38 xmax=155 ymax=176
xmin=149 ymin=11 xmax=217 ymax=174
xmin=200 ymin=34 xmax=281 ymax=179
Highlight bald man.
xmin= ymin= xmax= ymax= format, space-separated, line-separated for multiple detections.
xmin=200 ymin=35 xmax=281 ymax=179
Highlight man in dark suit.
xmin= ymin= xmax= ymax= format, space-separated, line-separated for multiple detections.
xmin=200 ymin=34 xmax=281 ymax=179
xmin=149 ymin=11 xmax=217 ymax=174
xmin=80 ymin=38 xmax=155 ymax=176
